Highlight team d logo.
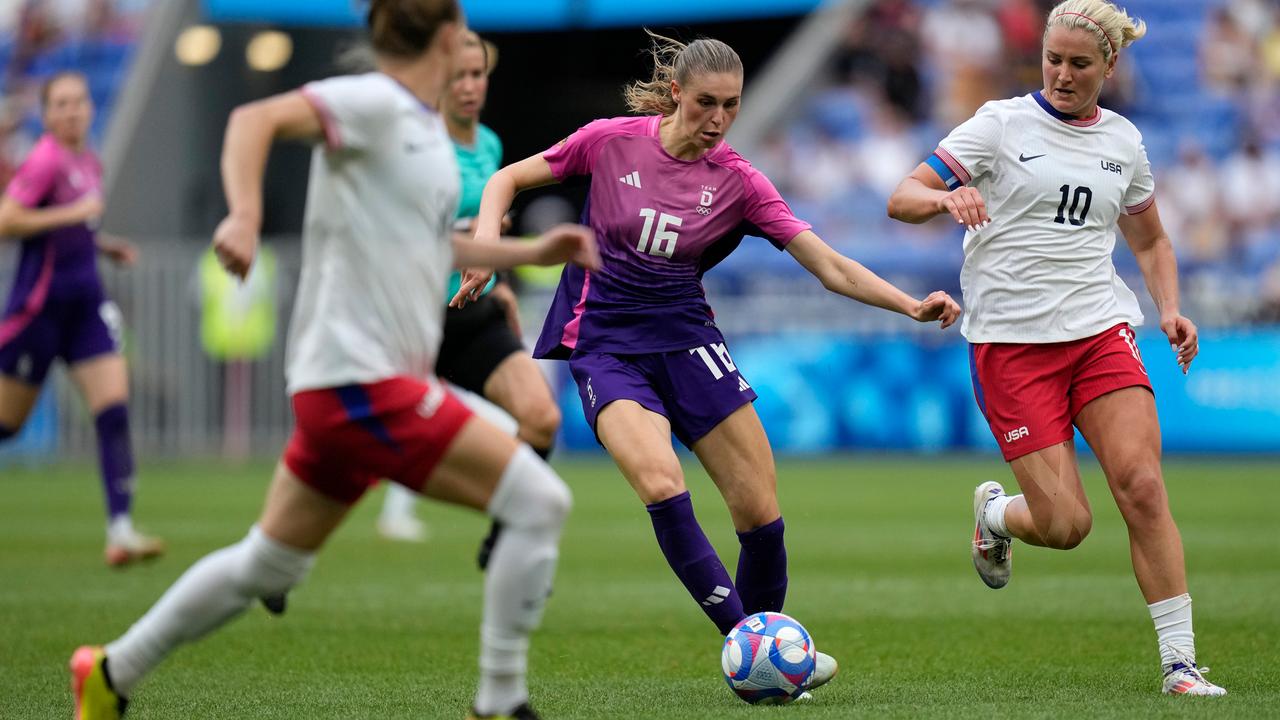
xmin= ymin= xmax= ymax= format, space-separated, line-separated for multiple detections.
xmin=697 ymin=186 xmax=716 ymax=215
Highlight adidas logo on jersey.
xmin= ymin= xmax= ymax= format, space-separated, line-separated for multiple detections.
xmin=618 ymin=171 xmax=642 ymax=188
xmin=738 ymin=377 xmax=751 ymax=392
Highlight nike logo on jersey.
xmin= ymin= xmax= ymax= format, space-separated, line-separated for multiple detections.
xmin=1018 ymin=153 xmax=1046 ymax=162
xmin=618 ymin=171 xmax=642 ymax=188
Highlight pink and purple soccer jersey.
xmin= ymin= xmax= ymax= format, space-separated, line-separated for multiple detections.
xmin=533 ymin=115 xmax=810 ymax=359
xmin=536 ymin=116 xmax=808 ymax=446
xmin=0 ymin=134 xmax=116 ymax=384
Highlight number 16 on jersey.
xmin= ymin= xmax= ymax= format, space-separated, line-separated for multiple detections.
xmin=637 ymin=208 xmax=682 ymax=258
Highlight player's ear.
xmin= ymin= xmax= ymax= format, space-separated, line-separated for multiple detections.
xmin=1104 ymin=53 xmax=1117 ymax=80
xmin=670 ymin=79 xmax=681 ymax=106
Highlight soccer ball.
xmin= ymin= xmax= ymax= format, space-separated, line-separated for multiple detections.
xmin=721 ymin=612 xmax=817 ymax=705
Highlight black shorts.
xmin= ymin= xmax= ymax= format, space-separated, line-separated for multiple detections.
xmin=435 ymin=294 xmax=526 ymax=394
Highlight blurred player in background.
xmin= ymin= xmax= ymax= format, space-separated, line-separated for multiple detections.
xmin=457 ymin=30 xmax=960 ymax=697
xmin=378 ymin=30 xmax=562 ymax=554
xmin=69 ymin=2 xmax=598 ymax=718
xmin=0 ymin=70 xmax=161 ymax=568
xmin=887 ymin=0 xmax=1225 ymax=697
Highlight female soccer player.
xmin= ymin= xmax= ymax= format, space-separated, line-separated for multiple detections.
xmin=0 ymin=71 xmax=161 ymax=567
xmin=886 ymin=0 xmax=1225 ymax=697
xmin=70 ymin=2 xmax=596 ymax=718
xmin=456 ymin=31 xmax=961 ymax=695
xmin=378 ymin=30 xmax=562 ymax=553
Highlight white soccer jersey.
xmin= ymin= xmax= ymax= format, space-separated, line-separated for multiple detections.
xmin=927 ymin=92 xmax=1155 ymax=343
xmin=287 ymin=73 xmax=459 ymax=393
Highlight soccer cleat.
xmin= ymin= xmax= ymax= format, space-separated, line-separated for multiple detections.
xmin=466 ymin=702 xmax=541 ymax=719
xmin=261 ymin=593 xmax=288 ymax=615
xmin=70 ymin=646 xmax=127 ymax=719
xmin=376 ymin=513 xmax=428 ymax=543
xmin=476 ymin=520 xmax=504 ymax=571
xmin=104 ymin=530 xmax=165 ymax=568
xmin=1162 ymin=650 xmax=1227 ymax=696
xmin=798 ymin=651 xmax=838 ymax=698
xmin=972 ymin=481 xmax=1012 ymax=589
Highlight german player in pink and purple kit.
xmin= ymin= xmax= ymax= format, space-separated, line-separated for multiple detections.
xmin=0 ymin=71 xmax=161 ymax=567
xmin=458 ymin=32 xmax=961 ymax=695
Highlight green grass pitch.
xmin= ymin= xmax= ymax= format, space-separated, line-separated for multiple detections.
xmin=2 ymin=456 xmax=1277 ymax=718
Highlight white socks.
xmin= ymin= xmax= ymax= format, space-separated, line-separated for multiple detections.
xmin=983 ymin=493 xmax=1014 ymax=538
xmin=105 ymin=526 xmax=315 ymax=696
xmin=1149 ymin=593 xmax=1196 ymax=670
xmin=107 ymin=514 xmax=136 ymax=545
xmin=473 ymin=445 xmax=571 ymax=716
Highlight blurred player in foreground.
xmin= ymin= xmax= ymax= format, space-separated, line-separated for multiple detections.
xmin=0 ymin=71 xmax=160 ymax=567
xmin=456 ymin=30 xmax=960 ymax=698
xmin=379 ymin=30 xmax=561 ymax=554
xmin=887 ymin=0 xmax=1225 ymax=697
xmin=70 ymin=1 xmax=597 ymax=718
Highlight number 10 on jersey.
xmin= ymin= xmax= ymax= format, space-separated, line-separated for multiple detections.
xmin=637 ymin=208 xmax=682 ymax=258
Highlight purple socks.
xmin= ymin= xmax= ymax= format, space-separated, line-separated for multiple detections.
xmin=94 ymin=404 xmax=135 ymax=520
xmin=736 ymin=517 xmax=788 ymax=615
xmin=646 ymin=491 xmax=743 ymax=635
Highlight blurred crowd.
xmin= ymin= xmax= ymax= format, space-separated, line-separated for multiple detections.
xmin=750 ymin=0 xmax=1280 ymax=325
xmin=0 ymin=0 xmax=148 ymax=190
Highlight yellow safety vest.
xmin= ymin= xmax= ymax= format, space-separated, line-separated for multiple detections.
xmin=199 ymin=246 xmax=277 ymax=360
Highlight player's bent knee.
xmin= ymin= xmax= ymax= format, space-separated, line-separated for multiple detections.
xmin=488 ymin=445 xmax=572 ymax=530
xmin=527 ymin=402 xmax=561 ymax=445
xmin=1113 ymin=471 xmax=1168 ymax=523
xmin=235 ymin=526 xmax=317 ymax=596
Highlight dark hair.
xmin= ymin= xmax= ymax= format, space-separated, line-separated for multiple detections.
xmin=40 ymin=71 xmax=88 ymax=108
xmin=366 ymin=0 xmax=461 ymax=59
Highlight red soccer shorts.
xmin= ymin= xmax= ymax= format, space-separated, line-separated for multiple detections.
xmin=969 ymin=323 xmax=1153 ymax=462
xmin=284 ymin=376 xmax=473 ymax=504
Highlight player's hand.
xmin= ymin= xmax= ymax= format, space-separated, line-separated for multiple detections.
xmin=911 ymin=290 xmax=962 ymax=329
xmin=533 ymin=223 xmax=598 ymax=271
xmin=937 ymin=187 xmax=989 ymax=231
xmin=74 ymin=193 xmax=105 ymax=225
xmin=212 ymin=213 xmax=259 ymax=280
xmin=1160 ymin=313 xmax=1198 ymax=374
xmin=99 ymin=236 xmax=138 ymax=267
xmin=450 ymin=267 xmax=494 ymax=309
xmin=489 ymin=281 xmax=523 ymax=338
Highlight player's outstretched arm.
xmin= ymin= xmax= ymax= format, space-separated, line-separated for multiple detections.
xmin=452 ymin=154 xmax=560 ymax=308
xmin=214 ymin=92 xmax=323 ymax=279
xmin=888 ymin=163 xmax=989 ymax=230
xmin=452 ymin=223 xmax=597 ymax=272
xmin=0 ymin=192 xmax=102 ymax=238
xmin=786 ymin=229 xmax=961 ymax=329
xmin=1117 ymin=198 xmax=1198 ymax=373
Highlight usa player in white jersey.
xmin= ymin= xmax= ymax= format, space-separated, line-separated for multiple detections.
xmin=69 ymin=2 xmax=596 ymax=719
xmin=888 ymin=0 xmax=1224 ymax=697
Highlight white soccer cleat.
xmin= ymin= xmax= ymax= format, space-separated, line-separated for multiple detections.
xmin=795 ymin=651 xmax=838 ymax=700
xmin=1162 ymin=650 xmax=1227 ymax=697
xmin=377 ymin=513 xmax=429 ymax=543
xmin=104 ymin=528 xmax=165 ymax=568
xmin=972 ymin=481 xmax=1012 ymax=589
